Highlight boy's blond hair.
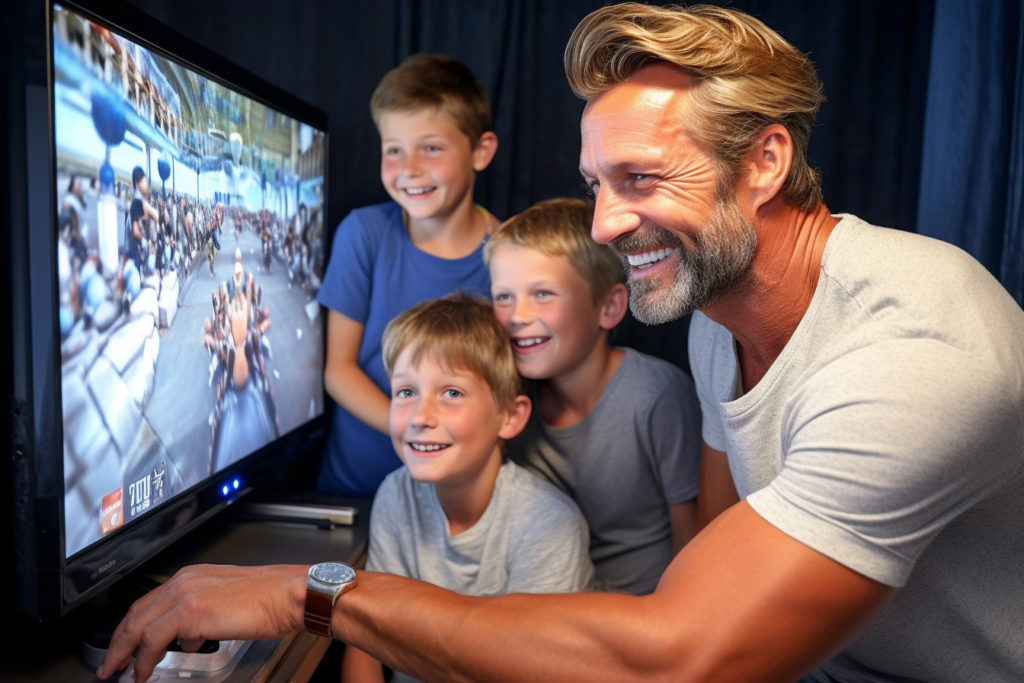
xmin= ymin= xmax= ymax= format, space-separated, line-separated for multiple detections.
xmin=484 ymin=198 xmax=625 ymax=304
xmin=382 ymin=293 xmax=522 ymax=408
xmin=564 ymin=3 xmax=824 ymax=210
xmin=370 ymin=53 xmax=492 ymax=146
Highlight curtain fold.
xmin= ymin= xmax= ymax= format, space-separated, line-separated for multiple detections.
xmin=1000 ymin=7 xmax=1024 ymax=305
xmin=917 ymin=0 xmax=1024 ymax=305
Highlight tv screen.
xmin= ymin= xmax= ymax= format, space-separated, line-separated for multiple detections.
xmin=10 ymin=0 xmax=329 ymax=620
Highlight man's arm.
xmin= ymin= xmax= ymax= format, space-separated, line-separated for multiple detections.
xmin=696 ymin=440 xmax=739 ymax=531
xmin=100 ymin=503 xmax=894 ymax=683
xmin=323 ymin=310 xmax=390 ymax=434
xmin=341 ymin=645 xmax=387 ymax=683
xmin=335 ymin=502 xmax=894 ymax=682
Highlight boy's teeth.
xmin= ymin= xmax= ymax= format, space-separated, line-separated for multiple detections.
xmin=405 ymin=187 xmax=434 ymax=195
xmin=411 ymin=443 xmax=446 ymax=452
xmin=627 ymin=247 xmax=673 ymax=267
xmin=515 ymin=337 xmax=546 ymax=347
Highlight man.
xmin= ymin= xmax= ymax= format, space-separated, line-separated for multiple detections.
xmin=99 ymin=5 xmax=1024 ymax=682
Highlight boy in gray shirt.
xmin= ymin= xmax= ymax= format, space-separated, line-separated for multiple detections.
xmin=486 ymin=198 xmax=701 ymax=595
xmin=342 ymin=293 xmax=594 ymax=683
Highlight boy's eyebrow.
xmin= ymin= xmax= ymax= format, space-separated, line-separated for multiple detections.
xmin=381 ymin=131 xmax=451 ymax=142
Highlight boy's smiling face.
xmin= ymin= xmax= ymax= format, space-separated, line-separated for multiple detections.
xmin=489 ymin=245 xmax=607 ymax=381
xmin=377 ymin=107 xmax=486 ymax=226
xmin=389 ymin=348 xmax=520 ymax=490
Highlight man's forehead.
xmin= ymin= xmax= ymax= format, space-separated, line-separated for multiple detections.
xmin=579 ymin=64 xmax=697 ymax=171
xmin=582 ymin=63 xmax=696 ymax=122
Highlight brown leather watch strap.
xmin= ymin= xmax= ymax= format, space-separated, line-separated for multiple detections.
xmin=304 ymin=589 xmax=334 ymax=637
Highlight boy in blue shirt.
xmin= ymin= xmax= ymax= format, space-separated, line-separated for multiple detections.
xmin=317 ymin=54 xmax=500 ymax=495
xmin=341 ymin=293 xmax=594 ymax=683
xmin=486 ymin=198 xmax=702 ymax=595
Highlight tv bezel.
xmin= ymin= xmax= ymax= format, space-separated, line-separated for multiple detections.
xmin=9 ymin=0 xmax=329 ymax=622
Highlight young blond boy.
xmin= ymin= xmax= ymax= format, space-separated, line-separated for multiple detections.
xmin=485 ymin=198 xmax=702 ymax=595
xmin=317 ymin=54 xmax=501 ymax=496
xmin=341 ymin=293 xmax=594 ymax=683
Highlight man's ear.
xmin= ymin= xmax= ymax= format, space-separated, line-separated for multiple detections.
xmin=598 ymin=282 xmax=629 ymax=331
xmin=472 ymin=131 xmax=499 ymax=171
xmin=498 ymin=394 xmax=531 ymax=440
xmin=739 ymin=123 xmax=792 ymax=212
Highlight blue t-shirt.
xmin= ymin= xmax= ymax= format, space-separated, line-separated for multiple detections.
xmin=316 ymin=201 xmax=492 ymax=495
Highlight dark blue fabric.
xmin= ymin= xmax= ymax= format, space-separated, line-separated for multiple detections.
xmin=917 ymin=0 xmax=1024 ymax=306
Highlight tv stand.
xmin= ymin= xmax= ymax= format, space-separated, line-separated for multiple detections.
xmin=1 ymin=496 xmax=369 ymax=683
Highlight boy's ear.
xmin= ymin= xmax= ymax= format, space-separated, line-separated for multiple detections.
xmin=498 ymin=394 xmax=531 ymax=441
xmin=472 ymin=131 xmax=499 ymax=172
xmin=598 ymin=283 xmax=629 ymax=331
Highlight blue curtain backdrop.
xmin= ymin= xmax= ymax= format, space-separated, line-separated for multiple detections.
xmin=917 ymin=0 xmax=1024 ymax=306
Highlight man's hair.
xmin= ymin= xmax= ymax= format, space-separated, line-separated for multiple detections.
xmin=382 ymin=292 xmax=521 ymax=408
xmin=370 ymin=53 xmax=492 ymax=145
xmin=484 ymin=198 xmax=624 ymax=304
xmin=131 ymin=166 xmax=146 ymax=188
xmin=565 ymin=3 xmax=825 ymax=209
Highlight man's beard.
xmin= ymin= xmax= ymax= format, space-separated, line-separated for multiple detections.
xmin=611 ymin=195 xmax=757 ymax=324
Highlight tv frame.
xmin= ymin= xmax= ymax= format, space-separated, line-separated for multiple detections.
xmin=8 ymin=0 xmax=330 ymax=622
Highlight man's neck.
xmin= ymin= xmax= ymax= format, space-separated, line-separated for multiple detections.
xmin=701 ymin=202 xmax=838 ymax=392
xmin=538 ymin=341 xmax=624 ymax=429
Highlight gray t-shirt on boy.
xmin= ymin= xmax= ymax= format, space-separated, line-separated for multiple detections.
xmin=509 ymin=348 xmax=701 ymax=595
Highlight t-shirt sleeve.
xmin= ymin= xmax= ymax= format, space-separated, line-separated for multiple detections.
xmin=317 ymin=208 xmax=379 ymax=324
xmin=503 ymin=480 xmax=595 ymax=594
xmin=365 ymin=473 xmax=412 ymax=577
xmin=747 ymin=339 xmax=1023 ymax=586
xmin=643 ymin=361 xmax=702 ymax=505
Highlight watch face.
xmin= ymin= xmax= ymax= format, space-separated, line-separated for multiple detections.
xmin=311 ymin=562 xmax=356 ymax=586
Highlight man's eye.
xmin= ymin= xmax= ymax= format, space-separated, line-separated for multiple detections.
xmin=632 ymin=174 xmax=656 ymax=189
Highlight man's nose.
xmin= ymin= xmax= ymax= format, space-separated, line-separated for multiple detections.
xmin=591 ymin=188 xmax=641 ymax=245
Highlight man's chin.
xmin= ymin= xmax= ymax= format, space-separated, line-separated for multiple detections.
xmin=628 ymin=285 xmax=694 ymax=325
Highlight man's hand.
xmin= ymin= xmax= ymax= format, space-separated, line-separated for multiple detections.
xmin=97 ymin=564 xmax=308 ymax=683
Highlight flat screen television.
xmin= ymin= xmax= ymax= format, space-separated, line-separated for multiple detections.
xmin=8 ymin=0 xmax=329 ymax=622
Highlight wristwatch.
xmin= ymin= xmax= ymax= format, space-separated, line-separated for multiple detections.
xmin=304 ymin=561 xmax=358 ymax=638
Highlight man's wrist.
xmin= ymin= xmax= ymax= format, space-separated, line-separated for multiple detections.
xmin=304 ymin=562 xmax=358 ymax=638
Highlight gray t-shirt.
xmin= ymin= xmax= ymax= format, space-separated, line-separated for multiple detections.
xmin=508 ymin=348 xmax=701 ymax=595
xmin=367 ymin=461 xmax=595 ymax=683
xmin=689 ymin=214 xmax=1024 ymax=682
